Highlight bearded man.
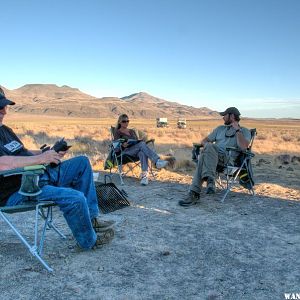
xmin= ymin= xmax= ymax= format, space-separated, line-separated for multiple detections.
xmin=179 ymin=107 xmax=251 ymax=207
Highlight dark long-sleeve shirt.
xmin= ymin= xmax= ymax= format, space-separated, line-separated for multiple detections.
xmin=113 ymin=129 xmax=138 ymax=141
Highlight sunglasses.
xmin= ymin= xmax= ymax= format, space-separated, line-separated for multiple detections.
xmin=121 ymin=120 xmax=130 ymax=123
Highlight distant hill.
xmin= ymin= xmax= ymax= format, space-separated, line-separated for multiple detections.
xmin=2 ymin=84 xmax=219 ymax=119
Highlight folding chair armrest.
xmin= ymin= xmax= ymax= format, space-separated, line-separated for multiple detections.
xmin=113 ymin=139 xmax=126 ymax=143
xmin=24 ymin=165 xmax=46 ymax=171
xmin=225 ymin=146 xmax=246 ymax=156
xmin=0 ymin=165 xmax=46 ymax=177
xmin=145 ymin=138 xmax=155 ymax=148
xmin=146 ymin=138 xmax=155 ymax=144
xmin=225 ymin=146 xmax=255 ymax=157
xmin=192 ymin=143 xmax=203 ymax=162
xmin=192 ymin=143 xmax=203 ymax=150
xmin=225 ymin=146 xmax=239 ymax=152
xmin=112 ymin=139 xmax=124 ymax=150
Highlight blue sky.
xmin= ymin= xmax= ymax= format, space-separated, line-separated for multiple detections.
xmin=1 ymin=0 xmax=300 ymax=118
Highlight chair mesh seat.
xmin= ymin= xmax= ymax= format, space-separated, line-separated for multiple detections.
xmin=95 ymin=182 xmax=130 ymax=214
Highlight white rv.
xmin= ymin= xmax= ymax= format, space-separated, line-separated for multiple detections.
xmin=177 ymin=118 xmax=187 ymax=129
xmin=156 ymin=117 xmax=168 ymax=128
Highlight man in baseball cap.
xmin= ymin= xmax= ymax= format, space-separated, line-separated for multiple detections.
xmin=179 ymin=106 xmax=251 ymax=207
xmin=0 ymin=85 xmax=116 ymax=250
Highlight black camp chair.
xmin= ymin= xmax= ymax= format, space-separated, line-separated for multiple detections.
xmin=192 ymin=128 xmax=257 ymax=202
xmin=0 ymin=165 xmax=66 ymax=272
xmin=104 ymin=126 xmax=155 ymax=185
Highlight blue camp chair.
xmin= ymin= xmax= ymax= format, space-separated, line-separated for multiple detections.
xmin=0 ymin=165 xmax=66 ymax=272
xmin=104 ymin=126 xmax=156 ymax=185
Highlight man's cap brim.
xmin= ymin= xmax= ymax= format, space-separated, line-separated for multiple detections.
xmin=0 ymin=97 xmax=15 ymax=106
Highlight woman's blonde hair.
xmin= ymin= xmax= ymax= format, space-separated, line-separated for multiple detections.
xmin=116 ymin=114 xmax=129 ymax=129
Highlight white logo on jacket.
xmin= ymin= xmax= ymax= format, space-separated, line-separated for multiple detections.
xmin=4 ymin=141 xmax=23 ymax=153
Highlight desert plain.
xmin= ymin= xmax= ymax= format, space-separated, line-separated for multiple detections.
xmin=0 ymin=114 xmax=299 ymax=300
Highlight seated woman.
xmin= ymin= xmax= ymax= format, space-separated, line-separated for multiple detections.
xmin=114 ymin=114 xmax=168 ymax=185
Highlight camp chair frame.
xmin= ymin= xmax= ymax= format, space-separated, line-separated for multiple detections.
xmin=192 ymin=128 xmax=257 ymax=202
xmin=0 ymin=165 xmax=66 ymax=272
xmin=105 ymin=126 xmax=156 ymax=185
xmin=217 ymin=128 xmax=256 ymax=202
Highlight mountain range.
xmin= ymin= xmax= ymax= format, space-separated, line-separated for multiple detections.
xmin=2 ymin=84 xmax=219 ymax=119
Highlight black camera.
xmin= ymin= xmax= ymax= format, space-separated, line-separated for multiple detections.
xmin=41 ymin=138 xmax=72 ymax=167
xmin=51 ymin=138 xmax=72 ymax=152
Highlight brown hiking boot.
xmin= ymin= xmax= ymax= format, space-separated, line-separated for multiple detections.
xmin=92 ymin=229 xmax=115 ymax=249
xmin=206 ymin=177 xmax=216 ymax=194
xmin=178 ymin=191 xmax=200 ymax=207
xmin=92 ymin=217 xmax=115 ymax=233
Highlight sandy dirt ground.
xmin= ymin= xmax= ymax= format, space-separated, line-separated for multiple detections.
xmin=0 ymin=155 xmax=299 ymax=300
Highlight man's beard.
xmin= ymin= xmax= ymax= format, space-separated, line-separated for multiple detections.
xmin=224 ymin=119 xmax=232 ymax=126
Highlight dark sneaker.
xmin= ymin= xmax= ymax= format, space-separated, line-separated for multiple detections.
xmin=178 ymin=191 xmax=200 ymax=207
xmin=92 ymin=218 xmax=115 ymax=233
xmin=92 ymin=229 xmax=115 ymax=249
xmin=206 ymin=177 xmax=216 ymax=194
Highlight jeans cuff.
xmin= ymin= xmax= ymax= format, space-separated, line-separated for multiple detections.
xmin=190 ymin=187 xmax=201 ymax=194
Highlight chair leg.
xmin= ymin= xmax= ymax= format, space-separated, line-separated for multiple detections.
xmin=117 ymin=161 xmax=141 ymax=185
xmin=222 ymin=159 xmax=256 ymax=202
xmin=117 ymin=165 xmax=125 ymax=185
xmin=245 ymin=160 xmax=255 ymax=197
xmin=107 ymin=165 xmax=125 ymax=185
xmin=221 ymin=189 xmax=230 ymax=203
xmin=39 ymin=207 xmax=66 ymax=239
xmin=148 ymin=161 xmax=157 ymax=180
xmin=248 ymin=180 xmax=255 ymax=196
xmin=35 ymin=205 xmax=45 ymax=255
xmin=221 ymin=167 xmax=242 ymax=202
xmin=38 ymin=205 xmax=64 ymax=256
xmin=0 ymin=203 xmax=66 ymax=272
xmin=0 ymin=209 xmax=53 ymax=272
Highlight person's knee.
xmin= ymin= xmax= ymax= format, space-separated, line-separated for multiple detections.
xmin=138 ymin=141 xmax=147 ymax=149
xmin=204 ymin=143 xmax=214 ymax=150
xmin=203 ymin=143 xmax=218 ymax=154
xmin=138 ymin=151 xmax=147 ymax=161
xmin=68 ymin=155 xmax=92 ymax=169
xmin=62 ymin=190 xmax=87 ymax=211
xmin=74 ymin=155 xmax=90 ymax=165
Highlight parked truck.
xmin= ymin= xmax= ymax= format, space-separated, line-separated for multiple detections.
xmin=177 ymin=118 xmax=187 ymax=129
xmin=156 ymin=117 xmax=168 ymax=128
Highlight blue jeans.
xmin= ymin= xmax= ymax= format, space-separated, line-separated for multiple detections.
xmin=6 ymin=156 xmax=99 ymax=249
xmin=123 ymin=141 xmax=159 ymax=172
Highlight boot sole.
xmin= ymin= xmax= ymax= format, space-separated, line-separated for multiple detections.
xmin=93 ymin=229 xmax=115 ymax=249
xmin=178 ymin=201 xmax=198 ymax=207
